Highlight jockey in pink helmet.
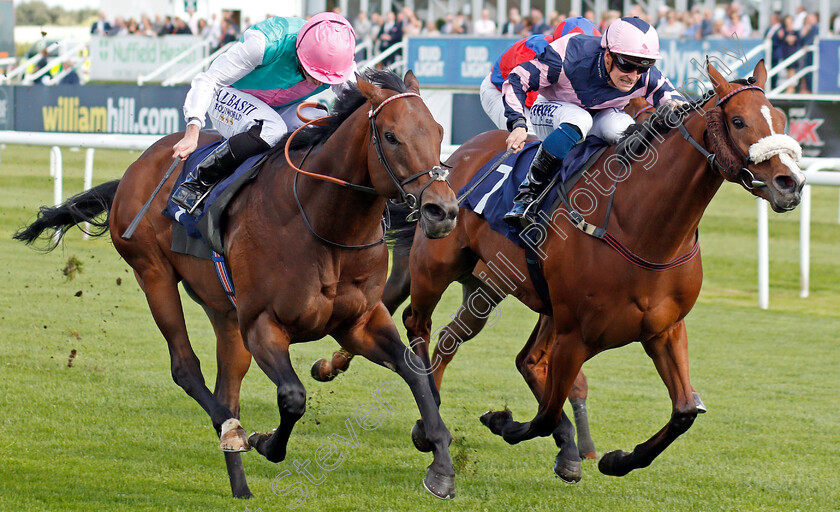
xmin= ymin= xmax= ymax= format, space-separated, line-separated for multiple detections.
xmin=172 ymin=12 xmax=356 ymax=214
xmin=502 ymin=16 xmax=685 ymax=225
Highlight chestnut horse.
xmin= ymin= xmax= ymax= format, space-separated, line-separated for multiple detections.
xmin=14 ymin=70 xmax=461 ymax=499
xmin=396 ymin=61 xmax=803 ymax=481
xmin=309 ymin=96 xmax=673 ymax=467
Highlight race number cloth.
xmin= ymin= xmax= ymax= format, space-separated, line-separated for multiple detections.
xmin=458 ymin=136 xmax=610 ymax=247
xmin=164 ymin=140 xmax=266 ymax=253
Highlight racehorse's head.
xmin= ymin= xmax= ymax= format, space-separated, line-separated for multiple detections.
xmin=705 ymin=60 xmax=804 ymax=212
xmin=358 ymin=71 xmax=459 ymax=239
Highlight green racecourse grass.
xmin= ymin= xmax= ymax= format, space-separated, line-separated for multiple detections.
xmin=1 ymin=144 xmax=838 ymax=512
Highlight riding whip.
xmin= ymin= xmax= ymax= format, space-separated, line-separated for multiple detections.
xmin=121 ymin=157 xmax=182 ymax=240
xmin=456 ymin=147 xmax=515 ymax=204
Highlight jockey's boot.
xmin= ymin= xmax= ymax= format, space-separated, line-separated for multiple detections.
xmin=172 ymin=123 xmax=270 ymax=214
xmin=504 ymin=123 xmax=582 ymax=228
xmin=503 ymin=144 xmax=563 ymax=227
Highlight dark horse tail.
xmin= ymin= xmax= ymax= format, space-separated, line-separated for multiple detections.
xmin=385 ymin=202 xmax=417 ymax=258
xmin=13 ymin=180 xmax=120 ymax=251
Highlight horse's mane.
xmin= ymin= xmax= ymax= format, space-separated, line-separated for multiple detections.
xmin=276 ymin=68 xmax=409 ymax=154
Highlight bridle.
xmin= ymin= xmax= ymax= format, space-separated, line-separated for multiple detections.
xmin=677 ymin=83 xmax=776 ymax=190
xmin=282 ymin=92 xmax=451 ymax=248
xmin=367 ymin=92 xmax=451 ymax=221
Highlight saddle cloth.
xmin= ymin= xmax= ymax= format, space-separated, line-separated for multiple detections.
xmin=163 ymin=140 xmax=268 ymax=256
xmin=458 ymin=136 xmax=610 ymax=248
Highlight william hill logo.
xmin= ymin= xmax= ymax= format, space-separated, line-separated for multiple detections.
xmin=42 ymin=96 xmax=180 ymax=135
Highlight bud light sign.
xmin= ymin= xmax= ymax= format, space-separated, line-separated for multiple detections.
xmin=407 ymin=36 xmax=516 ymax=86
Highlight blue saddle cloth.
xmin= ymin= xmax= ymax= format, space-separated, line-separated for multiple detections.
xmin=163 ymin=140 xmax=267 ymax=244
xmin=458 ymin=136 xmax=610 ymax=248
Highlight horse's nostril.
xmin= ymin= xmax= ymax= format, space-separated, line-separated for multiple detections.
xmin=421 ymin=203 xmax=446 ymax=222
xmin=774 ymin=175 xmax=796 ymax=192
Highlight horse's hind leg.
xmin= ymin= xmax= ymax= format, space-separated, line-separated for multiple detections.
xmin=204 ymin=307 xmax=252 ymax=498
xmin=132 ymin=263 xmax=237 ymax=430
xmin=244 ymin=315 xmax=304 ymax=464
xmin=599 ymin=320 xmax=698 ymax=477
xmin=335 ymin=303 xmax=455 ymax=499
xmin=430 ymin=275 xmax=501 ymax=390
xmin=569 ymin=370 xmax=597 ymax=459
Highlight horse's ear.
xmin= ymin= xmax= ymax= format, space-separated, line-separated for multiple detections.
xmin=752 ymin=59 xmax=767 ymax=89
xmin=357 ymin=74 xmax=389 ymax=106
xmin=706 ymin=59 xmax=731 ymax=96
xmin=403 ymin=70 xmax=420 ymax=94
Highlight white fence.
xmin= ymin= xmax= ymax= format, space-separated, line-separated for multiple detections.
xmin=757 ymin=158 xmax=840 ymax=309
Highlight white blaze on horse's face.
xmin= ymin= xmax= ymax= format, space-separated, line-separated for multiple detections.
xmin=751 ymin=105 xmax=805 ymax=185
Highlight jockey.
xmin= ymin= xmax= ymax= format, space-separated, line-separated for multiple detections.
xmin=171 ymin=12 xmax=356 ymax=213
xmin=480 ymin=17 xmax=601 ymax=131
xmin=502 ymin=16 xmax=685 ymax=226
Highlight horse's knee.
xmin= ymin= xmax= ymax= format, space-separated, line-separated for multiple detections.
xmin=277 ymin=384 xmax=306 ymax=418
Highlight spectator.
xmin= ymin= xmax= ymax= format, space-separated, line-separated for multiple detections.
xmin=378 ymin=11 xmax=403 ymax=66
xmin=108 ymin=17 xmax=128 ymax=36
xmin=453 ymin=13 xmax=469 ymax=34
xmin=832 ymin=11 xmax=840 ymax=35
xmin=529 ymin=8 xmax=551 ymax=35
xmin=186 ymin=6 xmax=199 ymax=35
xmin=698 ymin=8 xmax=714 ymax=39
xmin=799 ymin=13 xmax=818 ymax=93
xmin=422 ymin=20 xmax=441 ymax=36
xmin=173 ymin=17 xmax=193 ymax=35
xmin=473 ymin=9 xmax=497 ymax=36
xmin=599 ymin=10 xmax=620 ymax=33
xmin=91 ymin=12 xmax=111 ymax=35
xmin=681 ymin=10 xmax=702 ymax=39
xmin=725 ymin=10 xmax=747 ymax=38
xmin=158 ymin=16 xmax=175 ymax=35
xmin=353 ymin=11 xmax=372 ymax=45
xmin=126 ymin=18 xmax=140 ymax=34
xmin=728 ymin=1 xmax=753 ymax=37
xmin=59 ymin=58 xmax=80 ymax=85
xmin=501 ymin=8 xmax=523 ymax=36
xmin=659 ymin=11 xmax=685 ymax=39
xmin=217 ymin=17 xmax=239 ymax=50
xmin=792 ymin=5 xmax=807 ymax=31
xmin=776 ymin=15 xmax=800 ymax=93
xmin=401 ymin=7 xmax=422 ymax=37
xmin=369 ymin=12 xmax=384 ymax=53
xmin=584 ymin=10 xmax=596 ymax=24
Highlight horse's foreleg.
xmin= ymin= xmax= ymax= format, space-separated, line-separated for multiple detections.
xmin=206 ymin=309 xmax=253 ymax=498
xmin=569 ymin=370 xmax=597 ymax=459
xmin=245 ymin=314 xmax=303 ymax=464
xmin=336 ymin=304 xmax=455 ymax=500
xmin=310 ymin=244 xmax=413 ymax=382
xmin=599 ymin=320 xmax=697 ymax=477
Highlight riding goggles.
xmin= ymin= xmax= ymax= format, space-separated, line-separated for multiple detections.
xmin=611 ymin=52 xmax=654 ymax=74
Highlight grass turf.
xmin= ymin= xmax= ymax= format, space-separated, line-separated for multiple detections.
xmin=0 ymin=144 xmax=838 ymax=511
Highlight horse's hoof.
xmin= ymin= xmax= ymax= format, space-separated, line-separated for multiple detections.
xmin=423 ymin=468 xmax=455 ymax=500
xmin=310 ymin=359 xmax=335 ymax=382
xmin=411 ymin=419 xmax=434 ymax=453
xmin=219 ymin=419 xmax=251 ymax=453
xmin=233 ymin=490 xmax=253 ymax=499
xmin=248 ymin=430 xmax=281 ymax=460
xmin=693 ymin=392 xmax=707 ymax=414
xmin=598 ymin=450 xmax=632 ymax=477
xmin=479 ymin=409 xmax=512 ymax=435
xmin=554 ymin=453 xmax=582 ymax=484
xmin=580 ymin=450 xmax=597 ymax=460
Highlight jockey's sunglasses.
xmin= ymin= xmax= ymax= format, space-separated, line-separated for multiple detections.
xmin=611 ymin=52 xmax=653 ymax=74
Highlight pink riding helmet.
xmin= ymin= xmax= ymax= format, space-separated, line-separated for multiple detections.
xmin=600 ymin=17 xmax=661 ymax=63
xmin=296 ymin=12 xmax=357 ymax=84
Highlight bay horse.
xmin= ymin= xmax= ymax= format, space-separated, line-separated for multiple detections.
xmin=308 ymin=96 xmax=676 ymax=467
xmin=395 ymin=60 xmax=804 ymax=481
xmin=14 ymin=70 xmax=461 ymax=499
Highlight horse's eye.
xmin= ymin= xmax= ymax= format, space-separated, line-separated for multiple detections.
xmin=732 ymin=117 xmax=746 ymax=129
xmin=384 ymin=132 xmax=399 ymax=145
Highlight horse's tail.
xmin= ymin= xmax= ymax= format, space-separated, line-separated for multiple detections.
xmin=385 ymin=202 xmax=417 ymax=257
xmin=13 ymin=179 xmax=120 ymax=251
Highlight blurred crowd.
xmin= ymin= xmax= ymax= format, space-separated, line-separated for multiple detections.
xmin=89 ymin=8 xmax=247 ymax=52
